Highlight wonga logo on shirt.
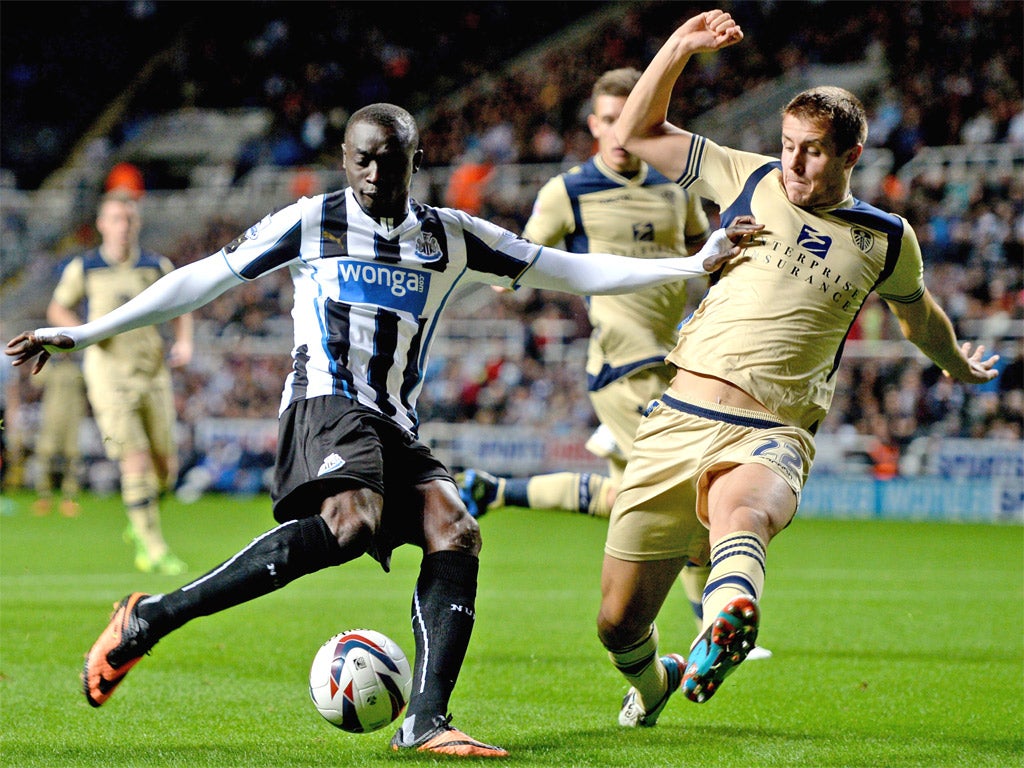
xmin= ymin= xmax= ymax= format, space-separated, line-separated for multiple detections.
xmin=796 ymin=224 xmax=832 ymax=260
xmin=336 ymin=259 xmax=430 ymax=315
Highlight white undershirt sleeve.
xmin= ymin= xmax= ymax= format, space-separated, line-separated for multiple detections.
xmin=516 ymin=227 xmax=732 ymax=294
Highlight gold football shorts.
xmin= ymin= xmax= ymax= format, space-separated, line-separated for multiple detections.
xmin=605 ymin=393 xmax=814 ymax=563
xmin=87 ymin=368 xmax=176 ymax=461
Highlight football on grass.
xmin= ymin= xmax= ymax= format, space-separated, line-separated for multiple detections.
xmin=308 ymin=629 xmax=413 ymax=733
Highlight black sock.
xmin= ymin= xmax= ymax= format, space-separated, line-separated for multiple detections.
xmin=138 ymin=515 xmax=346 ymax=638
xmin=400 ymin=550 xmax=479 ymax=740
xmin=504 ymin=478 xmax=529 ymax=507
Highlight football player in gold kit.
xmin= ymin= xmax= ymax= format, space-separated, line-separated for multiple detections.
xmin=598 ymin=10 xmax=999 ymax=727
xmin=47 ymin=191 xmax=192 ymax=574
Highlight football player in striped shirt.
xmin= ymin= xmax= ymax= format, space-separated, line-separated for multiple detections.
xmin=598 ymin=9 xmax=1000 ymax=728
xmin=8 ymin=103 xmax=761 ymax=757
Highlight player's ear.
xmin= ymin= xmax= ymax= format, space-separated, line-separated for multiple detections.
xmin=843 ymin=143 xmax=863 ymax=170
xmin=412 ymin=148 xmax=424 ymax=174
xmin=587 ymin=113 xmax=600 ymax=139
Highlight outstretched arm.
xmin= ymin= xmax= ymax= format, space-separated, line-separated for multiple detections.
xmin=6 ymin=252 xmax=242 ymax=374
xmin=886 ymin=290 xmax=999 ymax=384
xmin=518 ymin=216 xmax=763 ymax=295
xmin=615 ymin=9 xmax=743 ymax=180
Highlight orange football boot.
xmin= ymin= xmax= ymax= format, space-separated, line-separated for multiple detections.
xmin=392 ymin=715 xmax=508 ymax=757
xmin=82 ymin=592 xmax=156 ymax=707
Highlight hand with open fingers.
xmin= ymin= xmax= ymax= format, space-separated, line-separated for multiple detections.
xmin=943 ymin=341 xmax=1000 ymax=384
xmin=5 ymin=331 xmax=74 ymax=375
xmin=700 ymin=216 xmax=765 ymax=272
xmin=724 ymin=215 xmax=766 ymax=250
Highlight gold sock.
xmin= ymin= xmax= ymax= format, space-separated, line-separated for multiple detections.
xmin=123 ymin=472 xmax=169 ymax=560
xmin=525 ymin=472 xmax=612 ymax=515
xmin=607 ymin=624 xmax=667 ymax=712
xmin=700 ymin=531 xmax=766 ymax=636
xmin=589 ymin=475 xmax=616 ymax=518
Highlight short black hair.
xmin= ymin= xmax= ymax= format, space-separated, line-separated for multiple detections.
xmin=346 ymin=103 xmax=419 ymax=150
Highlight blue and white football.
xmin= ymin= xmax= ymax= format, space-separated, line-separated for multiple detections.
xmin=308 ymin=629 xmax=413 ymax=734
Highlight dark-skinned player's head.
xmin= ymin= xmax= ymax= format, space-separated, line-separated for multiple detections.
xmin=343 ymin=103 xmax=423 ymax=219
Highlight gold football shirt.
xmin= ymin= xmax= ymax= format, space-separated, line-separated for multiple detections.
xmin=52 ymin=248 xmax=175 ymax=380
xmin=670 ymin=136 xmax=925 ymax=432
xmin=523 ymin=155 xmax=709 ymax=389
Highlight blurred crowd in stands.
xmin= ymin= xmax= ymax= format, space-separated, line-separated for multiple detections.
xmin=3 ymin=1 xmax=1022 ymax=493
xmin=6 ymin=3 xmax=1022 ymax=189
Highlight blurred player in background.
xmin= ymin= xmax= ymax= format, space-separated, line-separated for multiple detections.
xmin=458 ymin=68 xmax=754 ymax=645
xmin=46 ymin=190 xmax=192 ymax=573
xmin=598 ymin=9 xmax=1000 ymax=728
xmin=8 ymin=103 xmax=760 ymax=757
xmin=30 ymin=353 xmax=86 ymax=517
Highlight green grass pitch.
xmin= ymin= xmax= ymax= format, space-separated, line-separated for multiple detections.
xmin=1 ymin=489 xmax=1021 ymax=767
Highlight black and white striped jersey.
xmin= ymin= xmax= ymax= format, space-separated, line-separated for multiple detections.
xmin=220 ymin=187 xmax=542 ymax=434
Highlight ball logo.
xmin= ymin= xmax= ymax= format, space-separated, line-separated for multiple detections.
xmin=851 ymin=227 xmax=874 ymax=253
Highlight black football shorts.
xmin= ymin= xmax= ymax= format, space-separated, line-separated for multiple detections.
xmin=272 ymin=395 xmax=451 ymax=533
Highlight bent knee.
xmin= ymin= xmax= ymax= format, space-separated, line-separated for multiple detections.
xmin=421 ymin=480 xmax=483 ymax=555
xmin=319 ymin=487 xmax=383 ymax=547
xmin=712 ymin=504 xmax=789 ymax=543
xmin=596 ymin=605 xmax=648 ymax=650
xmin=432 ymin=511 xmax=481 ymax=555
